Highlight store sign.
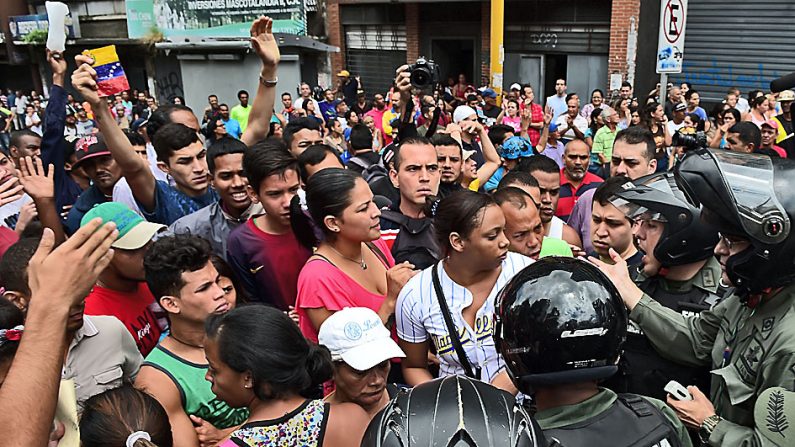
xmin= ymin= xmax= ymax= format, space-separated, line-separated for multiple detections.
xmin=9 ymin=14 xmax=79 ymax=41
xmin=125 ymin=0 xmax=307 ymax=39
xmin=656 ymin=0 xmax=688 ymax=74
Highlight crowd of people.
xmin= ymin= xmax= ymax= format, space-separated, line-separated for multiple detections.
xmin=1 ymin=14 xmax=795 ymax=447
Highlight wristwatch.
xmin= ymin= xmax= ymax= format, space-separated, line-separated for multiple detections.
xmin=699 ymin=414 xmax=722 ymax=444
xmin=259 ymin=75 xmax=278 ymax=87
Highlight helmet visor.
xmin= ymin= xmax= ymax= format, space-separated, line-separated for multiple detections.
xmin=711 ymin=150 xmax=790 ymax=244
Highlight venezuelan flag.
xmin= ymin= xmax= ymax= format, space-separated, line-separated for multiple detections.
xmin=82 ymin=45 xmax=130 ymax=97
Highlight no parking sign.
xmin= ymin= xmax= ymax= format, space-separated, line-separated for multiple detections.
xmin=656 ymin=0 xmax=688 ymax=74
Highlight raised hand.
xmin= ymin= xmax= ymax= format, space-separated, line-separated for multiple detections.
xmin=543 ymin=106 xmax=554 ymax=126
xmin=394 ymin=65 xmax=411 ymax=95
xmin=0 ymin=177 xmax=23 ymax=207
xmin=71 ymin=54 xmax=102 ymax=107
xmin=47 ymin=50 xmax=67 ymax=83
xmin=17 ymin=156 xmax=54 ymax=201
xmin=27 ymin=219 xmax=117 ymax=306
xmin=250 ymin=16 xmax=280 ymax=70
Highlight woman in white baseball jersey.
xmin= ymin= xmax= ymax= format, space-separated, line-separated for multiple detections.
xmin=395 ymin=190 xmax=532 ymax=391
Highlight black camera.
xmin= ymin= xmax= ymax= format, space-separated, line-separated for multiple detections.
xmin=671 ymin=129 xmax=707 ymax=152
xmin=407 ymin=57 xmax=440 ymax=89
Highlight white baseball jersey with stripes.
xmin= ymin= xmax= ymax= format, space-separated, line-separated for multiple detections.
xmin=396 ymin=252 xmax=534 ymax=382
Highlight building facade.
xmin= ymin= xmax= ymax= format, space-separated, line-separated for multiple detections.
xmin=326 ymin=0 xmax=641 ymax=101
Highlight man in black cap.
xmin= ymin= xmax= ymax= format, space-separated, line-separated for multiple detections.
xmin=65 ymin=135 xmax=123 ymax=234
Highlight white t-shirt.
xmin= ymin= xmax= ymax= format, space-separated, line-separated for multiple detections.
xmin=667 ymin=120 xmax=685 ymax=135
xmin=25 ymin=113 xmax=42 ymax=136
xmin=396 ymin=252 xmax=534 ymax=382
xmin=554 ymin=113 xmax=589 ymax=140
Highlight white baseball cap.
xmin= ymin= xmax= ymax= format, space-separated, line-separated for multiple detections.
xmin=510 ymin=83 xmax=522 ymax=91
xmin=318 ymin=307 xmax=405 ymax=371
xmin=453 ymin=105 xmax=478 ymax=124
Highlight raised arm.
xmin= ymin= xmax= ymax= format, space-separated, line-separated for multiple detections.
xmin=474 ymin=121 xmax=501 ymax=186
xmin=40 ymin=51 xmax=68 ymax=173
xmin=241 ymin=17 xmax=281 ymax=147
xmin=71 ymin=54 xmax=157 ymax=211
xmin=534 ymin=107 xmax=553 ymax=153
xmin=18 ymin=156 xmax=66 ymax=245
xmin=0 ymin=221 xmax=116 ymax=447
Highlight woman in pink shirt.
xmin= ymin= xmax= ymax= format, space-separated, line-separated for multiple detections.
xmin=500 ymin=99 xmax=522 ymax=133
xmin=293 ymin=168 xmax=416 ymax=342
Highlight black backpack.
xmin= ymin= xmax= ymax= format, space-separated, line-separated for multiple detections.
xmin=380 ymin=210 xmax=440 ymax=270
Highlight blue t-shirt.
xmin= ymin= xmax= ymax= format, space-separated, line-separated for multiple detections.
xmin=222 ymin=118 xmax=242 ymax=139
xmin=484 ymin=166 xmax=506 ymax=192
xmin=139 ymin=180 xmax=218 ymax=226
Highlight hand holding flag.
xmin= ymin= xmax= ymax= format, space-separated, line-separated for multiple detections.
xmin=80 ymin=45 xmax=130 ymax=98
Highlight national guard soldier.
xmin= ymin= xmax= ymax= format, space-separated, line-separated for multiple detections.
xmin=593 ymin=149 xmax=795 ymax=446
xmin=495 ymin=256 xmax=692 ymax=447
xmin=606 ymin=171 xmax=728 ymax=400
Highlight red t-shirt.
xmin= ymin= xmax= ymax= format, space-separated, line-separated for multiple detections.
xmin=296 ymin=238 xmax=395 ymax=342
xmin=84 ymin=283 xmax=163 ymax=356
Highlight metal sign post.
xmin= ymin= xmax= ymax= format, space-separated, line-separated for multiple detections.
xmin=656 ymin=0 xmax=688 ymax=102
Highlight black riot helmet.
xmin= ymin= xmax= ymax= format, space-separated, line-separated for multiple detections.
xmin=361 ymin=375 xmax=545 ymax=447
xmin=674 ymin=149 xmax=795 ymax=294
xmin=494 ymin=257 xmax=627 ymax=392
xmin=610 ymin=171 xmax=719 ymax=267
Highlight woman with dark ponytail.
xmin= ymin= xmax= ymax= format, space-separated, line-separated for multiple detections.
xmin=292 ymin=168 xmax=416 ymax=343
xmin=395 ymin=190 xmax=532 ymax=392
xmin=206 ymin=306 xmax=370 ymax=446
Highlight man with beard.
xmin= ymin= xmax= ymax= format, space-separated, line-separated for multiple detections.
xmin=82 ymin=202 xmax=166 ymax=356
xmin=65 ymin=135 xmax=123 ymax=234
xmin=493 ymin=186 xmax=544 ymax=260
xmin=136 ymin=235 xmax=248 ymax=447
xmin=557 ymin=139 xmax=603 ymax=221
xmin=169 ymin=137 xmax=262 ymax=260
xmin=430 ymin=133 xmax=464 ymax=198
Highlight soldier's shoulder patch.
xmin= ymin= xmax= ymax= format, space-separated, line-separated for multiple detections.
xmin=755 ymin=387 xmax=795 ymax=445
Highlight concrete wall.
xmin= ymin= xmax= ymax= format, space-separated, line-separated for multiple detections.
xmin=179 ymin=53 xmax=301 ymax=112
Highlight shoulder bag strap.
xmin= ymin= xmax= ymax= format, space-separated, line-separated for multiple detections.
xmin=365 ymin=241 xmax=390 ymax=268
xmin=431 ymin=261 xmax=481 ymax=380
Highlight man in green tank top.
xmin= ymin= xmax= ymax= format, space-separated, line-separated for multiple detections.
xmin=135 ymin=235 xmax=248 ymax=447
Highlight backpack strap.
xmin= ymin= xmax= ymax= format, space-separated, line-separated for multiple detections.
xmin=348 ymin=156 xmax=371 ymax=170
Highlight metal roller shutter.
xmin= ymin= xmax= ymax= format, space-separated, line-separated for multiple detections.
xmin=345 ymin=25 xmax=407 ymax=98
xmin=504 ymin=0 xmax=611 ymax=54
xmin=668 ymin=0 xmax=795 ymax=102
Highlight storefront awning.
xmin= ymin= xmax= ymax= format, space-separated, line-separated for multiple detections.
xmin=155 ymin=34 xmax=339 ymax=53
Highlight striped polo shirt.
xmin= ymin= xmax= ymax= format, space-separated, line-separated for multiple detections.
xmin=395 ymin=252 xmax=534 ymax=382
xmin=556 ymin=169 xmax=603 ymax=222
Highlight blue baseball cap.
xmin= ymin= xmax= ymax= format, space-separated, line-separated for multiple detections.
xmin=548 ymin=123 xmax=559 ymax=133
